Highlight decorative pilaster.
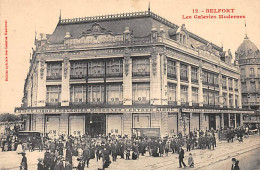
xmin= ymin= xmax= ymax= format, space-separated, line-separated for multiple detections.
xmin=36 ymin=58 xmax=46 ymax=107
xmin=226 ymin=77 xmax=230 ymax=108
xmin=150 ymin=47 xmax=161 ymax=105
xmin=188 ymin=65 xmax=192 ymax=106
xmin=176 ymin=62 xmax=181 ymax=105
xmin=238 ymin=79 xmax=242 ymax=108
xmin=123 ymin=48 xmax=132 ymax=105
xmin=61 ymin=57 xmax=70 ymax=106
xmin=232 ymin=79 xmax=236 ymax=107
xmin=219 ymin=73 xmax=223 ymax=108
xmin=198 ymin=65 xmax=203 ymax=106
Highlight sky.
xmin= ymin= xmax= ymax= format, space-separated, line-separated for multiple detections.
xmin=0 ymin=0 xmax=259 ymax=114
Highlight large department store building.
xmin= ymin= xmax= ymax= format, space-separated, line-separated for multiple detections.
xmin=15 ymin=10 xmax=254 ymax=138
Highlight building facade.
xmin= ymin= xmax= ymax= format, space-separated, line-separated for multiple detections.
xmin=15 ymin=11 xmax=254 ymax=138
xmin=235 ymin=34 xmax=260 ymax=128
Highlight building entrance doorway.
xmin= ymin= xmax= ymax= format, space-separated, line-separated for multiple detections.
xmin=85 ymin=114 xmax=106 ymax=137
xmin=209 ymin=115 xmax=216 ymax=130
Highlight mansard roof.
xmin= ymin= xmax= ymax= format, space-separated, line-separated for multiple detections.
xmin=47 ymin=11 xmax=222 ymax=51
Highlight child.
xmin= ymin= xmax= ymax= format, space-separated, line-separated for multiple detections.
xmin=188 ymin=153 xmax=194 ymax=168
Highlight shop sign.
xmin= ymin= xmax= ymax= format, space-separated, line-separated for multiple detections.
xmin=15 ymin=107 xmax=179 ymax=114
xmin=182 ymin=108 xmax=254 ymax=114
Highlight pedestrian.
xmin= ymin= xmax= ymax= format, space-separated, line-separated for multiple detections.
xmin=231 ymin=158 xmax=240 ymax=170
xmin=37 ymin=158 xmax=45 ymax=170
xmin=20 ymin=152 xmax=28 ymax=170
xmin=178 ymin=147 xmax=186 ymax=168
xmin=188 ymin=153 xmax=194 ymax=168
xmin=77 ymin=157 xmax=85 ymax=170
xmin=186 ymin=137 xmax=191 ymax=152
xmin=64 ymin=160 xmax=73 ymax=170
xmin=83 ymin=145 xmax=91 ymax=168
xmin=43 ymin=149 xmax=52 ymax=170
xmin=54 ymin=156 xmax=64 ymax=170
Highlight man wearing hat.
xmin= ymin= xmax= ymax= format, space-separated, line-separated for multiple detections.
xmin=37 ymin=158 xmax=45 ymax=170
xmin=64 ymin=159 xmax=72 ymax=170
xmin=20 ymin=152 xmax=28 ymax=170
xmin=231 ymin=158 xmax=240 ymax=170
xmin=43 ymin=149 xmax=52 ymax=170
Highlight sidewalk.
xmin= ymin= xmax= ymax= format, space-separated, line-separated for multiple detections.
xmin=1 ymin=134 xmax=260 ymax=170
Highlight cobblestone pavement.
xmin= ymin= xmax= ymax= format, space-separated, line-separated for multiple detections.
xmin=1 ymin=134 xmax=260 ymax=170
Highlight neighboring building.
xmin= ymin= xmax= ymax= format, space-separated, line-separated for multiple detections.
xmin=235 ymin=33 xmax=260 ymax=128
xmin=15 ymin=10 xmax=254 ymax=138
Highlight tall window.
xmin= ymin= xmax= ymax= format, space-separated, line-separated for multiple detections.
xmin=214 ymin=92 xmax=219 ymax=106
xmin=250 ymin=68 xmax=255 ymax=77
xmin=106 ymin=59 xmax=123 ymax=77
xmin=47 ymin=63 xmax=62 ymax=80
xmin=180 ymin=85 xmax=188 ymax=103
xmin=229 ymin=94 xmax=233 ymax=107
xmin=242 ymin=95 xmax=248 ymax=104
xmin=250 ymin=82 xmax=256 ymax=91
xmin=203 ymin=89 xmax=209 ymax=105
xmin=228 ymin=78 xmax=233 ymax=90
xmin=88 ymin=61 xmax=105 ymax=77
xmin=87 ymin=85 xmax=104 ymax=104
xmin=241 ymin=82 xmax=247 ymax=93
xmin=192 ymin=87 xmax=198 ymax=103
xmin=106 ymin=84 xmax=123 ymax=105
xmin=70 ymin=61 xmax=87 ymax=79
xmin=180 ymin=64 xmax=188 ymax=81
xmin=70 ymin=85 xmax=86 ymax=104
xmin=208 ymin=73 xmax=214 ymax=86
xmin=213 ymin=75 xmax=219 ymax=87
xmin=209 ymin=91 xmax=214 ymax=105
xmin=234 ymin=80 xmax=238 ymax=91
xmin=235 ymin=95 xmax=238 ymax=108
xmin=191 ymin=67 xmax=198 ymax=83
xmin=168 ymin=83 xmax=176 ymax=104
xmin=202 ymin=71 xmax=208 ymax=84
xmin=46 ymin=85 xmax=61 ymax=105
xmin=223 ymin=93 xmax=227 ymax=107
xmin=222 ymin=77 xmax=227 ymax=89
xmin=132 ymin=58 xmax=150 ymax=76
xmin=133 ymin=83 xmax=150 ymax=104
xmin=241 ymin=69 xmax=246 ymax=77
xmin=167 ymin=59 xmax=176 ymax=78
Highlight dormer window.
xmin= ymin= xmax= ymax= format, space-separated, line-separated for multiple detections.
xmin=179 ymin=32 xmax=187 ymax=45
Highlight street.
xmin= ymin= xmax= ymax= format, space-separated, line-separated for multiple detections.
xmin=1 ymin=134 xmax=260 ymax=170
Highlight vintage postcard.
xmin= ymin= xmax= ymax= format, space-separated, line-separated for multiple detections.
xmin=0 ymin=0 xmax=259 ymax=171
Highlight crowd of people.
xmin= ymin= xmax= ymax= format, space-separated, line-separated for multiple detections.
xmin=0 ymin=123 xmax=257 ymax=170
xmin=0 ymin=123 xmax=23 ymax=152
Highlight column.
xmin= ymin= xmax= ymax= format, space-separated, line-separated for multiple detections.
xmin=161 ymin=54 xmax=168 ymax=105
xmin=228 ymin=113 xmax=231 ymax=127
xmin=198 ymin=66 xmax=203 ymax=106
xmin=226 ymin=77 xmax=230 ymax=108
xmin=150 ymin=52 xmax=162 ymax=105
xmin=232 ymin=79 xmax=236 ymax=108
xmin=123 ymin=52 xmax=132 ymax=105
xmin=240 ymin=113 xmax=244 ymax=126
xmin=61 ymin=57 xmax=70 ymax=106
xmin=189 ymin=113 xmax=193 ymax=133
xmin=176 ymin=62 xmax=181 ymax=105
xmin=219 ymin=74 xmax=223 ymax=108
xmin=188 ymin=65 xmax=192 ymax=106
xmin=37 ymin=58 xmax=47 ymax=107
xmin=221 ymin=113 xmax=224 ymax=128
xmin=234 ymin=114 xmax=237 ymax=128
xmin=238 ymin=79 xmax=242 ymax=108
